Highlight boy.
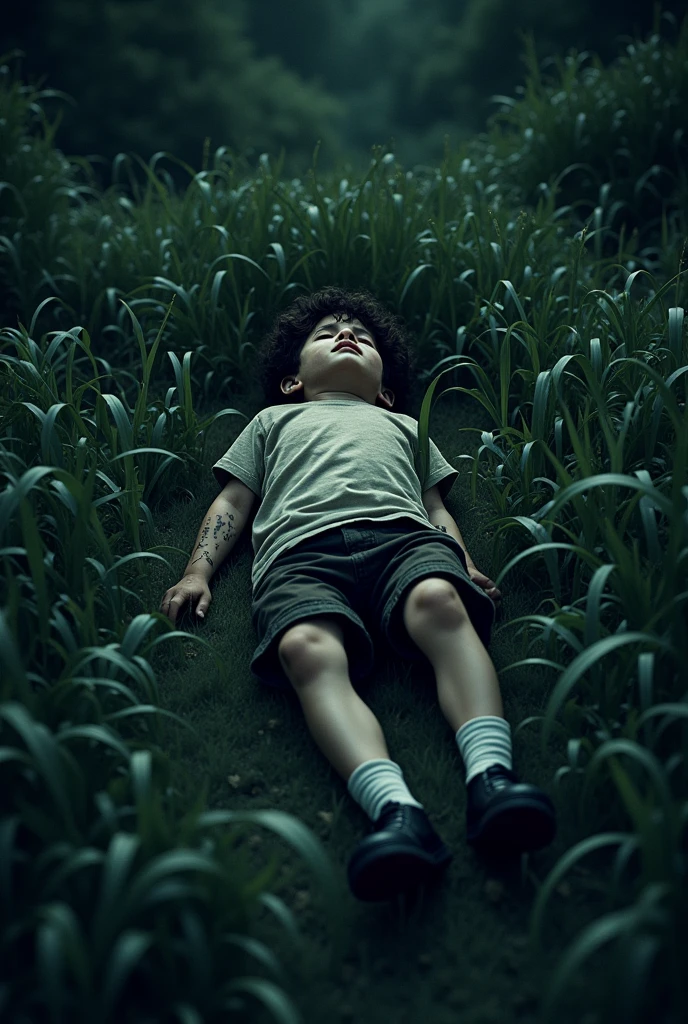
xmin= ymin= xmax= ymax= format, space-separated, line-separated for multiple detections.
xmin=160 ymin=305 xmax=557 ymax=902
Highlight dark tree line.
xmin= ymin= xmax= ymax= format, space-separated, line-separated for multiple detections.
xmin=1 ymin=0 xmax=683 ymax=176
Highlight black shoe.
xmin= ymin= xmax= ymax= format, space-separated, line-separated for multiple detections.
xmin=466 ymin=765 xmax=557 ymax=853
xmin=347 ymin=802 xmax=453 ymax=902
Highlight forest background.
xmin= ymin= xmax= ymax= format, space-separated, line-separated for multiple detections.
xmin=1 ymin=3 xmax=686 ymax=1023
xmin=3 ymin=0 xmax=687 ymax=183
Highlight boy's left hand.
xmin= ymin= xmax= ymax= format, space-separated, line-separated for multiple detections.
xmin=466 ymin=564 xmax=502 ymax=606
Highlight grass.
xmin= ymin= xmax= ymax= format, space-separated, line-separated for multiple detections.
xmin=1 ymin=15 xmax=687 ymax=1024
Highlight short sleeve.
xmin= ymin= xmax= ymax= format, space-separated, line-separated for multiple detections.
xmin=418 ymin=436 xmax=459 ymax=503
xmin=212 ymin=414 xmax=265 ymax=497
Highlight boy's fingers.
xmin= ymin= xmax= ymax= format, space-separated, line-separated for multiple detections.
xmin=163 ymin=593 xmax=185 ymax=623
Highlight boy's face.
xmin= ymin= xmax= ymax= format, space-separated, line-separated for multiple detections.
xmin=280 ymin=313 xmax=395 ymax=408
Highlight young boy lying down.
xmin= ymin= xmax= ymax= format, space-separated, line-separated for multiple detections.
xmin=161 ymin=286 xmax=556 ymax=902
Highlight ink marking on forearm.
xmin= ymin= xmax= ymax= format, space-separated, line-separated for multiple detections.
xmin=212 ymin=512 xmax=234 ymax=544
xmin=190 ymin=512 xmax=235 ymax=567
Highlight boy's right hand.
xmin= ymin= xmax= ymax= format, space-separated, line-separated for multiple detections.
xmin=160 ymin=575 xmax=212 ymax=625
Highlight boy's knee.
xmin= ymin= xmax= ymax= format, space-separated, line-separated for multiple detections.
xmin=277 ymin=616 xmax=348 ymax=678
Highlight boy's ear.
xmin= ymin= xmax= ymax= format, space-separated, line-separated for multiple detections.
xmin=378 ymin=388 xmax=395 ymax=409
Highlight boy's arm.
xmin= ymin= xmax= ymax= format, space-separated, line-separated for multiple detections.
xmin=426 ymin=507 xmax=475 ymax=568
xmin=183 ymin=493 xmax=251 ymax=582
xmin=423 ymin=487 xmax=501 ymax=603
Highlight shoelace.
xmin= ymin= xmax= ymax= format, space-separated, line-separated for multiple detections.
xmin=483 ymin=765 xmax=518 ymax=793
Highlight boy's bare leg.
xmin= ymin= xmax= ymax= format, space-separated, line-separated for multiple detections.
xmin=402 ymin=579 xmax=504 ymax=729
xmin=278 ymin=618 xmax=390 ymax=781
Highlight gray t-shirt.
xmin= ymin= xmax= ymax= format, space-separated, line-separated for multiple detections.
xmin=212 ymin=400 xmax=460 ymax=590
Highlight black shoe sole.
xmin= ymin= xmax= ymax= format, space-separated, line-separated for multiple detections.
xmin=348 ymin=836 xmax=453 ymax=902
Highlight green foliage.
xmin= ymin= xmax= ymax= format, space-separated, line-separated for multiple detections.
xmin=1 ymin=0 xmax=346 ymax=180
xmin=4 ymin=1 xmax=687 ymax=179
xmin=482 ymin=17 xmax=688 ymax=243
xmin=1 ymin=17 xmax=687 ymax=1024
xmin=408 ymin=0 xmax=687 ymax=135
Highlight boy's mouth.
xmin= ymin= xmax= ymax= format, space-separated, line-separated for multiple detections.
xmin=333 ymin=342 xmax=361 ymax=354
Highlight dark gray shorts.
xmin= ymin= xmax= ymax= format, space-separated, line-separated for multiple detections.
xmin=250 ymin=516 xmax=497 ymax=691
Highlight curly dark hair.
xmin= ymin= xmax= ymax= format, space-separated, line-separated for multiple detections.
xmin=255 ymin=285 xmax=419 ymax=416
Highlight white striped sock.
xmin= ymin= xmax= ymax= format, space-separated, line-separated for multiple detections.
xmin=455 ymin=715 xmax=513 ymax=785
xmin=347 ymin=758 xmax=424 ymax=822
